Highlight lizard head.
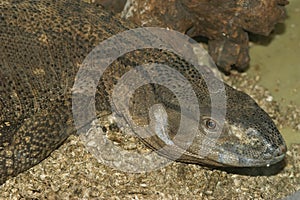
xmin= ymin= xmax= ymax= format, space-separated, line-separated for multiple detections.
xmin=134 ymin=79 xmax=287 ymax=168
xmin=125 ymin=64 xmax=286 ymax=168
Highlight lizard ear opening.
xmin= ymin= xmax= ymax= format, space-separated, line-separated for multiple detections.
xmin=149 ymin=104 xmax=174 ymax=146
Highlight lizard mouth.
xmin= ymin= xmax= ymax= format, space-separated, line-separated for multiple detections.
xmin=239 ymin=144 xmax=287 ymax=167
xmin=216 ymin=143 xmax=287 ymax=167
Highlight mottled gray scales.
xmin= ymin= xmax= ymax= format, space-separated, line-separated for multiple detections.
xmin=0 ymin=0 xmax=286 ymax=185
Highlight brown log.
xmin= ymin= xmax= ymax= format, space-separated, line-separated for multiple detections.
xmin=95 ymin=0 xmax=288 ymax=73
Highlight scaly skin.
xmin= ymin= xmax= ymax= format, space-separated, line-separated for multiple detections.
xmin=0 ymin=0 xmax=286 ymax=185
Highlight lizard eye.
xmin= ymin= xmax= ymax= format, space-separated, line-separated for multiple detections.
xmin=205 ymin=119 xmax=217 ymax=130
xmin=202 ymin=117 xmax=219 ymax=133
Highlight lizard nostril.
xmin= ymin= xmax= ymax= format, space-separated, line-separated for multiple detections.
xmin=278 ymin=144 xmax=287 ymax=155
